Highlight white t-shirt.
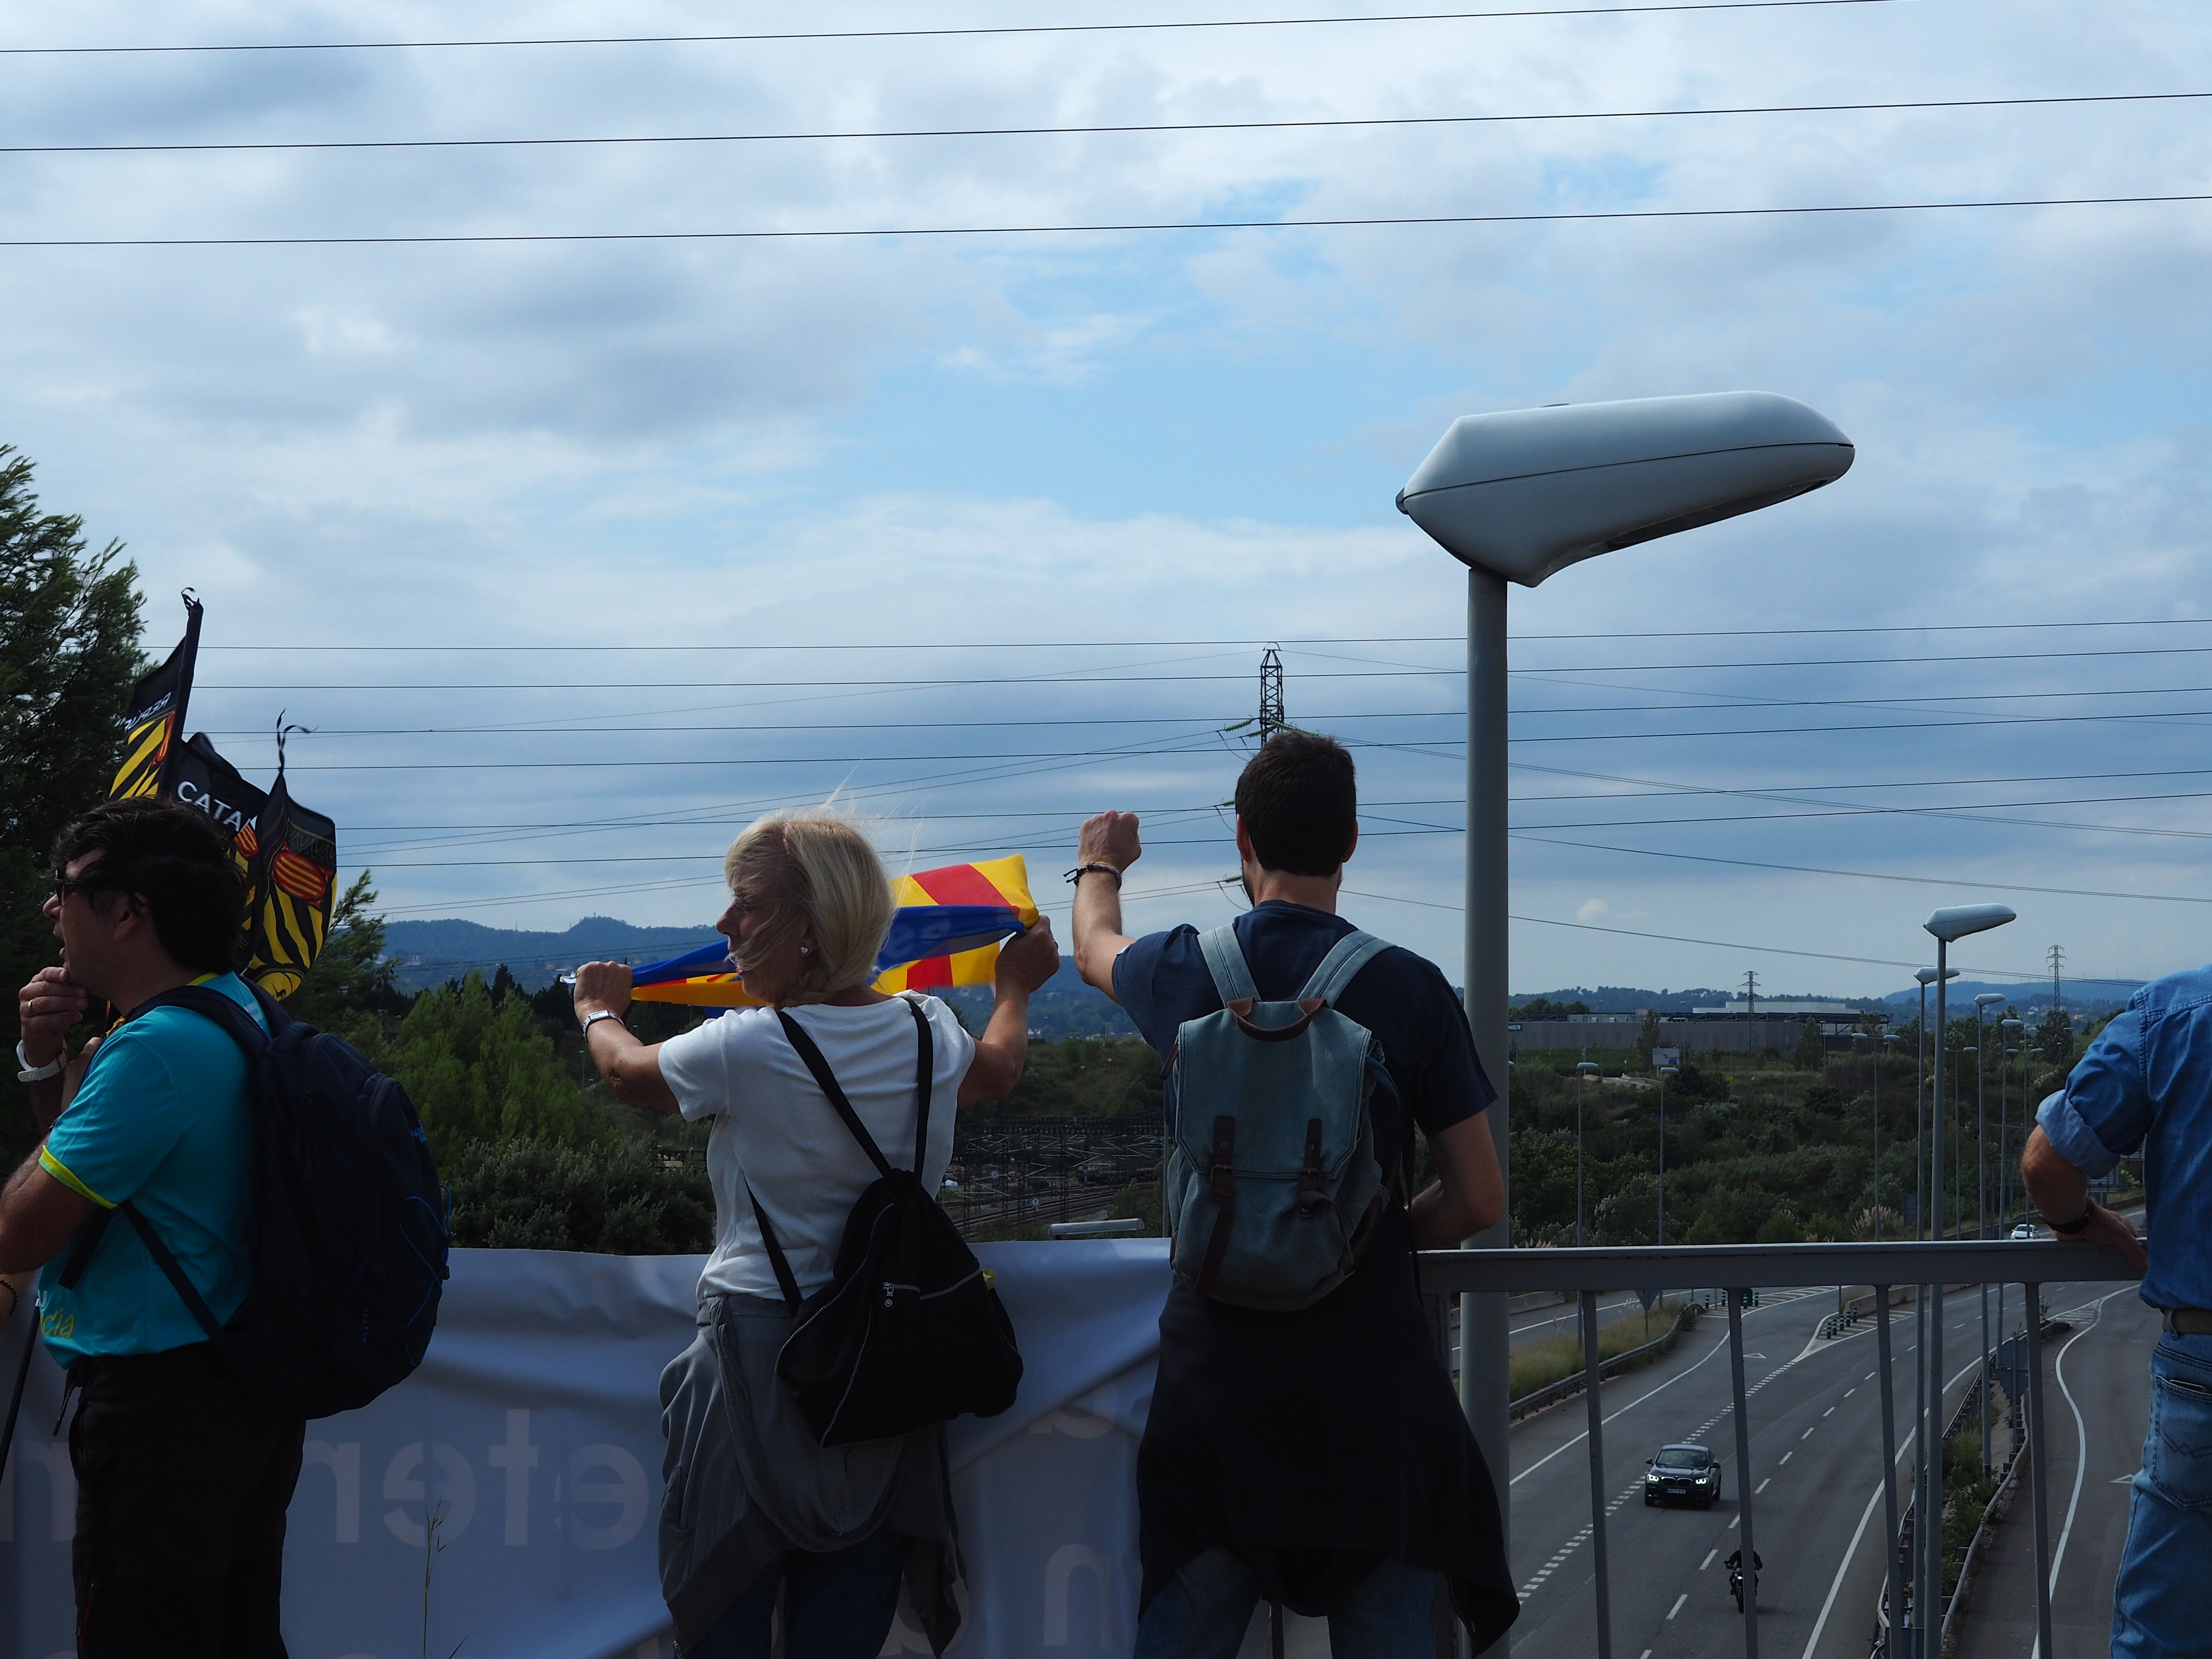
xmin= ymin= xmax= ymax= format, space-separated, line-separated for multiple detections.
xmin=658 ymin=993 xmax=976 ymax=1301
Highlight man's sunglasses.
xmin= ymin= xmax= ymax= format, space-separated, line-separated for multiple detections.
xmin=49 ymin=872 xmax=124 ymax=903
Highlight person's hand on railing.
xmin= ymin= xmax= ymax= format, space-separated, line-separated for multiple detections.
xmin=2077 ymin=1202 xmax=2148 ymax=1274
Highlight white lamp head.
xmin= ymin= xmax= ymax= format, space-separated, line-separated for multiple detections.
xmin=1396 ymin=391 xmax=1853 ymax=585
xmin=1925 ymin=904 xmax=2017 ymax=943
xmin=1914 ymin=966 xmax=1957 ymax=986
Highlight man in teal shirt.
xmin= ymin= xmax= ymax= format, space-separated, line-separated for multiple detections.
xmin=0 ymin=800 xmax=300 ymax=1659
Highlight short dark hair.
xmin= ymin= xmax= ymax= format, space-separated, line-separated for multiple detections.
xmin=1233 ymin=730 xmax=1358 ymax=876
xmin=52 ymin=799 xmax=247 ymax=974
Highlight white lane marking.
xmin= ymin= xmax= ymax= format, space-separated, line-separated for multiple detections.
xmin=1702 ymin=1549 xmax=1718 ymax=1571
xmin=1757 ymin=1477 xmax=1773 ymax=1492
xmin=2032 ymin=1287 xmax=2135 ymax=1659
xmin=1824 ymin=1406 xmax=1837 ymax=1417
xmin=1796 ymin=1349 xmax=2009 ymax=1659
xmin=1803 ymin=1426 xmax=1817 ymax=1438
xmin=1510 ymin=1305 xmax=1777 ymax=1486
xmin=1730 ymin=1514 xmax=1741 ymax=1528
xmin=2114 ymin=1472 xmax=2139 ymax=1484
xmin=1641 ymin=1650 xmax=1653 ymax=1659
xmin=1866 ymin=1371 xmax=1877 ymax=1381
xmin=1779 ymin=1453 xmax=1792 ymax=1466
xmin=1844 ymin=1388 xmax=1856 ymax=1399
xmin=1668 ymin=1593 xmax=1689 ymax=1620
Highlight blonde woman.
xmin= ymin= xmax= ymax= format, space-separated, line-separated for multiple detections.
xmin=573 ymin=811 xmax=1058 ymax=1659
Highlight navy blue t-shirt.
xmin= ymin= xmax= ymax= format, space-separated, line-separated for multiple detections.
xmin=1113 ymin=900 xmax=1496 ymax=1267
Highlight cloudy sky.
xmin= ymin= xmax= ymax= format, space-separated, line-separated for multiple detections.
xmin=3 ymin=0 xmax=2208 ymax=1000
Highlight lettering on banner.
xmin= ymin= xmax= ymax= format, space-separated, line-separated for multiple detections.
xmin=487 ymin=1409 xmax=539 ymax=1546
xmin=0 ymin=1438 xmax=75 ymax=1543
xmin=383 ymin=1443 xmax=478 ymax=1548
xmin=1044 ymin=1544 xmax=1115 ymax=1648
xmin=302 ymin=1441 xmax=362 ymax=1543
xmin=566 ymin=1444 xmax=649 ymax=1551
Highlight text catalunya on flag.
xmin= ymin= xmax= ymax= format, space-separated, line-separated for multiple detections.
xmin=109 ymin=594 xmax=337 ymax=999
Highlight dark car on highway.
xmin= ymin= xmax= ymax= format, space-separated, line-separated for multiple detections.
xmin=1644 ymin=1443 xmax=1721 ymax=1508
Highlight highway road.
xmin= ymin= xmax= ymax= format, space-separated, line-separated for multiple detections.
xmin=1510 ymin=1292 xmax=1649 ymax=1348
xmin=1501 ymin=1286 xmax=1999 ymax=1659
xmin=1273 ymin=1287 xmax=1995 ymax=1658
xmin=1954 ymin=1285 xmax=2156 ymax=1659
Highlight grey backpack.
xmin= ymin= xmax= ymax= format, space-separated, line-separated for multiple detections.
xmin=1163 ymin=926 xmax=1393 ymax=1311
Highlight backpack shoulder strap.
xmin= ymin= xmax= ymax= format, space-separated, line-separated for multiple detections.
xmin=906 ymin=998 xmax=933 ymax=1174
xmin=775 ymin=1010 xmax=897 ymax=1180
xmin=127 ymin=982 xmax=276 ymax=1057
xmin=1298 ymin=929 xmax=1391 ymax=1006
xmin=1196 ymin=925 xmax=1260 ymax=1005
xmin=741 ymin=1181 xmax=805 ymax=1311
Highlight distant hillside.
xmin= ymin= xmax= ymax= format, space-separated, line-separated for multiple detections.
xmin=383 ymin=917 xmax=1139 ymax=1037
xmin=1877 ymin=977 xmax=2141 ymax=1016
xmin=1509 ymin=985 xmax=1890 ymax=1014
xmin=384 ymin=915 xmax=716 ymax=992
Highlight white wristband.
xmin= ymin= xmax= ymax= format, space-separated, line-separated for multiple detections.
xmin=15 ymin=1040 xmax=63 ymax=1084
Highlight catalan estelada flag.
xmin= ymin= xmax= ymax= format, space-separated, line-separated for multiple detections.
xmin=239 ymin=740 xmax=338 ymax=1002
xmin=628 ymin=854 xmax=1040 ymax=1008
xmin=109 ymin=593 xmax=203 ymax=801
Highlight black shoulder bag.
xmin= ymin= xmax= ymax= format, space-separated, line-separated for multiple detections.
xmin=745 ymin=999 xmax=1023 ymax=1446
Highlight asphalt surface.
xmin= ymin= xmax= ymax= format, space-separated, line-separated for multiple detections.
xmin=1500 ymin=1287 xmax=1998 ymax=1659
xmin=1509 ymin=1292 xmax=1651 ymax=1349
xmin=1953 ymin=1285 xmax=2156 ymax=1659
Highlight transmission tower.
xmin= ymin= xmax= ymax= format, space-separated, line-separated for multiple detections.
xmin=1258 ymin=644 xmax=1286 ymax=739
xmin=2047 ymin=944 xmax=2065 ymax=1011
xmin=1743 ymin=969 xmax=1758 ymax=1026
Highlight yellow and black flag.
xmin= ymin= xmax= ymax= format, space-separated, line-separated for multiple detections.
xmin=240 ymin=735 xmax=337 ymax=1001
xmin=109 ymin=592 xmax=203 ymax=801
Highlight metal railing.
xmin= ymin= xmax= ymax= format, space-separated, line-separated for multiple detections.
xmin=1413 ymin=1239 xmax=2143 ymax=1659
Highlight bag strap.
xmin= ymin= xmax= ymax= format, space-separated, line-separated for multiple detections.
xmin=1297 ymin=929 xmax=1390 ymax=1006
xmin=905 ymin=998 xmax=934 ymax=1174
xmin=743 ymin=1183 xmax=805 ymax=1311
xmin=775 ymin=1010 xmax=897 ymax=1180
xmin=1196 ymin=925 xmax=1259 ymax=1006
xmin=49 ymin=980 xmax=276 ymax=1327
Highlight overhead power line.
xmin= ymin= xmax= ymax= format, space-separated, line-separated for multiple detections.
xmin=8 ymin=192 xmax=2212 ymax=251
xmin=188 ymin=620 xmax=2212 ymax=649
xmin=1510 ymin=831 xmax=2212 ymax=906
xmin=1343 ymin=890 xmax=2126 ymax=984
xmin=16 ymin=90 xmax=2208 ymax=157
xmin=0 ymin=1 xmax=1907 ymax=57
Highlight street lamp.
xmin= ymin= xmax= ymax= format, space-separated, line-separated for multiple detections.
xmin=1398 ymin=391 xmax=1853 ymax=1575
xmin=1972 ymin=991 xmax=2005 ymax=1479
xmin=1657 ymin=1064 xmax=1678 ymax=1248
xmin=1998 ymin=1020 xmax=2025 ymax=1229
xmin=1576 ymin=1058 xmax=1600 ymax=1248
xmin=1918 ymin=904 xmax=2016 ymax=1644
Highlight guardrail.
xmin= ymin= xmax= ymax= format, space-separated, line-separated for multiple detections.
xmin=1507 ymin=1303 xmax=1696 ymax=1421
xmin=1412 ymin=1240 xmax=2142 ymax=1659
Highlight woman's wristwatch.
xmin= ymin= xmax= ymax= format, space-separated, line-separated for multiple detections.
xmin=15 ymin=1040 xmax=63 ymax=1084
xmin=578 ymin=1009 xmax=627 ymax=1037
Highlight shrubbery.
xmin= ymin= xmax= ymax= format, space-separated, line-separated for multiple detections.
xmin=444 ymin=1136 xmax=714 ymax=1254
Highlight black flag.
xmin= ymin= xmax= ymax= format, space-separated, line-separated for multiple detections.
xmin=109 ymin=592 xmax=202 ymax=800
xmin=240 ymin=731 xmax=337 ymax=1001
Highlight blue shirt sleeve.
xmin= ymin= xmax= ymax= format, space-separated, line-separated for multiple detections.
xmin=39 ymin=1028 xmax=192 ymax=1209
xmin=2036 ymin=1008 xmax=2150 ymax=1178
xmin=1111 ymin=927 xmax=1190 ymax=1059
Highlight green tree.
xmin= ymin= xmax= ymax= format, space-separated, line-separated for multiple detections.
xmin=1793 ymin=1018 xmax=1827 ymax=1071
xmin=445 ymin=1136 xmax=713 ymax=1253
xmin=1635 ymin=1010 xmax=1661 ymax=1067
xmin=0 ymin=448 xmax=143 ymax=1166
xmin=363 ymin=972 xmax=615 ymax=1162
xmin=2034 ymin=1005 xmax=2075 ymax=1068
xmin=284 ymin=871 xmax=404 ymax=1032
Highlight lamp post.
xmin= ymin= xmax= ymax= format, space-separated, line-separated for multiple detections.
xmin=1917 ymin=905 xmax=2016 ymax=1647
xmin=1397 ymin=392 xmax=1852 ymax=1618
xmin=1576 ymin=1058 xmax=1599 ymax=1248
xmin=1657 ymin=1064 xmax=1677 ymax=1247
xmin=1999 ymin=1020 xmax=2024 ymax=1229
xmin=1973 ymin=992 xmax=2004 ymax=1477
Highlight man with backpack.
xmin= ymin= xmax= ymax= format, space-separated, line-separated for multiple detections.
xmin=0 ymin=801 xmax=303 ymax=1657
xmin=1071 ymin=730 xmax=1518 ymax=1658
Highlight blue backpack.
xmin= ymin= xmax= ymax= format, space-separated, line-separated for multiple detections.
xmin=1162 ymin=926 xmax=1393 ymax=1311
xmin=57 ymin=980 xmax=449 ymax=1419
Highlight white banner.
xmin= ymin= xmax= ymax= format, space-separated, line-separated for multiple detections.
xmin=0 ymin=1240 xmax=1221 ymax=1659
